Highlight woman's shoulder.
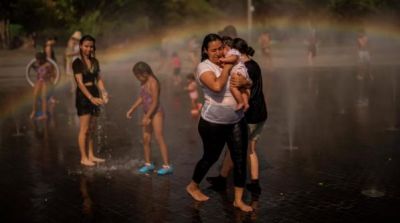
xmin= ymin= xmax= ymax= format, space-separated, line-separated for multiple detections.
xmin=72 ymin=58 xmax=83 ymax=65
xmin=245 ymin=60 xmax=261 ymax=73
xmin=197 ymin=59 xmax=218 ymax=72
xmin=245 ymin=59 xmax=260 ymax=68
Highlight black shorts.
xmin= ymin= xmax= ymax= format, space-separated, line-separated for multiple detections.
xmin=75 ymin=86 xmax=100 ymax=116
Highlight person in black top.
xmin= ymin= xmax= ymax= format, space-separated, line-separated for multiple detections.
xmin=72 ymin=35 xmax=109 ymax=166
xmin=206 ymin=38 xmax=268 ymax=198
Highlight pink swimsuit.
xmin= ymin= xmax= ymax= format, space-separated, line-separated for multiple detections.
xmin=140 ymin=85 xmax=163 ymax=114
xmin=36 ymin=65 xmax=50 ymax=82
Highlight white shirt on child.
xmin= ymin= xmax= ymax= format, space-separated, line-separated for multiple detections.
xmin=226 ymin=49 xmax=248 ymax=79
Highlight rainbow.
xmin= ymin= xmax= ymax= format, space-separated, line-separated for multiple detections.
xmin=1 ymin=17 xmax=399 ymax=121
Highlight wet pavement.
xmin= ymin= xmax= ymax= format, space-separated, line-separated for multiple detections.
xmin=1 ymin=48 xmax=400 ymax=223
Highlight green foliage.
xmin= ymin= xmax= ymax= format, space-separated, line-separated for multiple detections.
xmin=159 ymin=0 xmax=219 ymax=25
xmin=9 ymin=24 xmax=25 ymax=37
xmin=3 ymin=0 xmax=400 ymax=44
xmin=70 ymin=10 xmax=102 ymax=37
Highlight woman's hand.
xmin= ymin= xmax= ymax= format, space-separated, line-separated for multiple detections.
xmin=102 ymin=91 xmax=109 ymax=104
xmin=89 ymin=97 xmax=104 ymax=106
xmin=222 ymin=62 xmax=233 ymax=70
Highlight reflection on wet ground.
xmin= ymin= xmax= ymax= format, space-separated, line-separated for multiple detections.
xmin=1 ymin=60 xmax=400 ymax=222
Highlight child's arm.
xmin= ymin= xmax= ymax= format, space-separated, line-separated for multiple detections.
xmin=186 ymin=82 xmax=196 ymax=92
xmin=142 ymin=79 xmax=160 ymax=126
xmin=126 ymin=97 xmax=143 ymax=119
xmin=219 ymin=54 xmax=239 ymax=64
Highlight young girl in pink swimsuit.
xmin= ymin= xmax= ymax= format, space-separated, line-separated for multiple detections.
xmin=30 ymin=52 xmax=53 ymax=120
xmin=126 ymin=61 xmax=173 ymax=175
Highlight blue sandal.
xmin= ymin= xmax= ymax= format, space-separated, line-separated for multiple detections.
xmin=138 ymin=163 xmax=155 ymax=174
xmin=157 ymin=165 xmax=173 ymax=175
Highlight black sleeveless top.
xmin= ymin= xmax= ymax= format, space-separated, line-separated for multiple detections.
xmin=72 ymin=58 xmax=100 ymax=84
xmin=244 ymin=59 xmax=268 ymax=124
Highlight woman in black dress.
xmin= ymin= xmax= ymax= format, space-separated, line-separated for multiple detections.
xmin=72 ymin=35 xmax=109 ymax=166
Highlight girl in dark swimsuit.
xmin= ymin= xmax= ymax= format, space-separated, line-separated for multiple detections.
xmin=30 ymin=52 xmax=52 ymax=120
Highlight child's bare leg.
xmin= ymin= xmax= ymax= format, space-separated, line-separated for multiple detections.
xmin=152 ymin=112 xmax=170 ymax=166
xmin=242 ymin=91 xmax=249 ymax=111
xmin=230 ymin=86 xmax=244 ymax=110
xmin=142 ymin=124 xmax=153 ymax=164
xmin=248 ymin=140 xmax=259 ymax=180
xmin=87 ymin=116 xmax=105 ymax=163
xmin=31 ymin=84 xmax=40 ymax=119
xmin=79 ymin=115 xmax=95 ymax=166
xmin=38 ymin=83 xmax=48 ymax=119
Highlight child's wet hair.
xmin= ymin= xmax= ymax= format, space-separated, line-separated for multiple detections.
xmin=222 ymin=36 xmax=234 ymax=48
xmin=132 ymin=61 xmax=154 ymax=76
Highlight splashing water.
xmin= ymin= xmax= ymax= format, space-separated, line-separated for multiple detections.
xmin=67 ymin=158 xmax=143 ymax=176
xmin=96 ymin=106 xmax=110 ymax=158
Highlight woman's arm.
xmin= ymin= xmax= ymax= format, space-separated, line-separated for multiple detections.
xmin=199 ymin=63 xmax=233 ymax=92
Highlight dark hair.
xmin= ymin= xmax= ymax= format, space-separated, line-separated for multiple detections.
xmin=222 ymin=36 xmax=233 ymax=48
xmin=35 ymin=52 xmax=46 ymax=61
xmin=79 ymin=35 xmax=96 ymax=57
xmin=132 ymin=61 xmax=160 ymax=88
xmin=247 ymin=47 xmax=255 ymax=57
xmin=200 ymin=33 xmax=222 ymax=61
xmin=132 ymin=61 xmax=154 ymax=76
xmin=232 ymin=38 xmax=255 ymax=56
xmin=47 ymin=36 xmax=57 ymax=41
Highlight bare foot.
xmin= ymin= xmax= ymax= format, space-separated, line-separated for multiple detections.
xmin=186 ymin=184 xmax=209 ymax=202
xmin=233 ymin=201 xmax=253 ymax=212
xmin=236 ymin=103 xmax=244 ymax=111
xmin=37 ymin=114 xmax=47 ymax=120
xmin=81 ymin=159 xmax=95 ymax=166
xmin=89 ymin=156 xmax=105 ymax=163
